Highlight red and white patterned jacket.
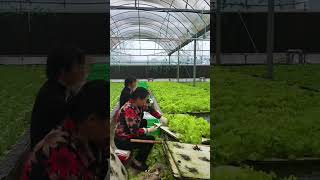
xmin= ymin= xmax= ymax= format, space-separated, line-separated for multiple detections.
xmin=115 ymin=99 xmax=161 ymax=141
xmin=21 ymin=119 xmax=107 ymax=180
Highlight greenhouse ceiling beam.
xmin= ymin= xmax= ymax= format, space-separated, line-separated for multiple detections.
xmin=110 ymin=6 xmax=211 ymax=14
xmin=111 ymin=52 xmax=210 ymax=56
xmin=112 ymin=34 xmax=177 ymax=52
xmin=111 ymin=37 xmax=209 ymax=41
xmin=111 ymin=38 xmax=169 ymax=51
xmin=111 ymin=54 xmax=168 ymax=57
xmin=168 ymin=24 xmax=210 ymax=56
xmin=111 ymin=48 xmax=210 ymax=51
xmin=111 ymin=51 xmax=168 ymax=57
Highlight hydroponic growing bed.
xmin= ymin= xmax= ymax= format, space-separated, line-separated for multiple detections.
xmin=213 ymin=66 xmax=320 ymax=179
xmin=110 ymin=82 xmax=122 ymax=111
xmin=148 ymin=82 xmax=210 ymax=144
xmin=111 ymin=81 xmax=210 ymax=179
xmin=214 ymin=165 xmax=297 ymax=180
xmin=186 ymin=82 xmax=210 ymax=91
xmin=225 ymin=65 xmax=320 ymax=91
xmin=0 ymin=65 xmax=45 ymax=160
xmin=149 ymin=82 xmax=210 ymax=114
xmin=166 ymin=114 xmax=210 ymax=144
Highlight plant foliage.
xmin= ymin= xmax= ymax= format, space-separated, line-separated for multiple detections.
xmin=167 ymin=114 xmax=210 ymax=144
xmin=149 ymin=82 xmax=210 ymax=113
xmin=213 ymin=67 xmax=320 ymax=164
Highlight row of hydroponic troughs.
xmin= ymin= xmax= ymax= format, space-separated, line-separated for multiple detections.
xmin=110 ymin=81 xmax=211 ymax=144
xmin=212 ymin=65 xmax=320 ymax=180
xmin=110 ymin=81 xmax=210 ymax=179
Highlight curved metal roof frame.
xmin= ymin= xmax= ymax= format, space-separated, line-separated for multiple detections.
xmin=111 ymin=32 xmax=175 ymax=53
xmin=111 ymin=17 xmax=184 ymax=39
xmin=111 ymin=0 xmax=209 ymax=10
xmin=111 ymin=3 xmax=208 ymax=31
xmin=111 ymin=13 xmax=188 ymax=51
xmin=111 ymin=17 xmax=186 ymax=48
xmin=111 ymin=10 xmax=199 ymax=38
xmin=113 ymin=2 xmax=209 ymax=26
xmin=110 ymin=0 xmax=210 ymax=55
xmin=111 ymin=37 xmax=178 ymax=52
xmin=112 ymin=24 xmax=181 ymax=46
xmin=111 ymin=21 xmax=184 ymax=40
xmin=111 ymin=11 xmax=188 ymax=36
xmin=110 ymin=10 xmax=195 ymax=50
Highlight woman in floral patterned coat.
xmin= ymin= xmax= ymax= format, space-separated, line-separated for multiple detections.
xmin=21 ymin=80 xmax=109 ymax=180
xmin=114 ymin=87 xmax=167 ymax=171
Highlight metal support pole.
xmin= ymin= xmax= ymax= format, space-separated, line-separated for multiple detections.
xmin=177 ymin=50 xmax=180 ymax=82
xmin=216 ymin=0 xmax=221 ymax=65
xmin=193 ymin=40 xmax=197 ymax=86
xmin=267 ymin=0 xmax=274 ymax=79
xmin=169 ymin=55 xmax=171 ymax=81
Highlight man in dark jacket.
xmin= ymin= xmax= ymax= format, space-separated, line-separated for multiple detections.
xmin=119 ymin=76 xmax=137 ymax=108
xmin=30 ymin=46 xmax=90 ymax=148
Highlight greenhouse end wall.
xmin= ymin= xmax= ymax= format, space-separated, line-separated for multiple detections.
xmin=215 ymin=12 xmax=320 ymax=53
xmin=110 ymin=65 xmax=210 ymax=79
xmin=0 ymin=13 xmax=106 ymax=54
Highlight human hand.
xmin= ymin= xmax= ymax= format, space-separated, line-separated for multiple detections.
xmin=147 ymin=126 xmax=158 ymax=133
xmin=160 ymin=116 xmax=168 ymax=126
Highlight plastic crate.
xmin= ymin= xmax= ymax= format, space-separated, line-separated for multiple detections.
xmin=138 ymin=81 xmax=149 ymax=90
xmin=146 ymin=118 xmax=160 ymax=136
xmin=87 ymin=64 xmax=109 ymax=80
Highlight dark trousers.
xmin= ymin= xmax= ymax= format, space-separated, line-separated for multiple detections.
xmin=115 ymin=135 xmax=155 ymax=163
xmin=140 ymin=119 xmax=147 ymax=128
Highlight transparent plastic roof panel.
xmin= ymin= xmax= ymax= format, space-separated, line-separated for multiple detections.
xmin=215 ymin=0 xmax=309 ymax=12
xmin=111 ymin=0 xmax=210 ymax=65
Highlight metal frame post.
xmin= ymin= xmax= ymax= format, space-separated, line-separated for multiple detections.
xmin=267 ymin=0 xmax=274 ymax=79
xmin=193 ymin=40 xmax=197 ymax=86
xmin=177 ymin=50 xmax=180 ymax=82
xmin=216 ymin=0 xmax=221 ymax=65
xmin=169 ymin=55 xmax=171 ymax=81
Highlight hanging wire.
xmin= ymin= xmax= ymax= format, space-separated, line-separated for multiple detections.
xmin=238 ymin=11 xmax=258 ymax=53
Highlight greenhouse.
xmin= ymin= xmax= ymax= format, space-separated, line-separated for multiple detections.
xmin=110 ymin=0 xmax=210 ymax=179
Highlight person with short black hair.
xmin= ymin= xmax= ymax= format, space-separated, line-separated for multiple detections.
xmin=30 ymin=46 xmax=91 ymax=148
xmin=22 ymin=80 xmax=109 ymax=180
xmin=114 ymin=87 xmax=167 ymax=171
xmin=119 ymin=76 xmax=137 ymax=108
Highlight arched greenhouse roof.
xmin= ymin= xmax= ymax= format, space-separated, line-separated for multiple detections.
xmin=110 ymin=0 xmax=210 ymax=56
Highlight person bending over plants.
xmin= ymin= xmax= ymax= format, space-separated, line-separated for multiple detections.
xmin=114 ymin=87 xmax=167 ymax=171
xmin=119 ymin=76 xmax=138 ymax=108
xmin=21 ymin=80 xmax=109 ymax=180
